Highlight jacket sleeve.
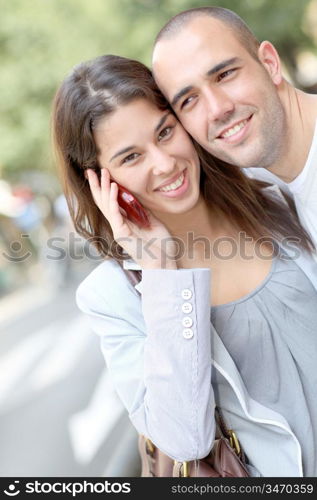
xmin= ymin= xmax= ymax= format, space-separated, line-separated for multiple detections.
xmin=76 ymin=265 xmax=215 ymax=461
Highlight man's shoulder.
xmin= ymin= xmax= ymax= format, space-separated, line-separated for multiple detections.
xmin=244 ymin=167 xmax=284 ymax=185
xmin=244 ymin=167 xmax=294 ymax=196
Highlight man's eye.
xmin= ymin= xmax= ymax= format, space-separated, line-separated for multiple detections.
xmin=121 ymin=153 xmax=139 ymax=164
xmin=158 ymin=126 xmax=173 ymax=141
xmin=180 ymin=95 xmax=196 ymax=110
xmin=218 ymin=68 xmax=235 ymax=81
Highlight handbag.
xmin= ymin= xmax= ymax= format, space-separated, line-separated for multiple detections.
xmin=117 ymin=259 xmax=250 ymax=477
xmin=138 ymin=407 xmax=249 ymax=477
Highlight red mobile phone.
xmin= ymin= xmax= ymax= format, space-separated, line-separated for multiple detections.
xmin=116 ymin=184 xmax=151 ymax=229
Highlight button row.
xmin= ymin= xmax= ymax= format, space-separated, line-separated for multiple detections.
xmin=181 ymin=288 xmax=193 ymax=339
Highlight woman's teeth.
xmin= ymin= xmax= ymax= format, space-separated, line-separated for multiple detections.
xmin=158 ymin=172 xmax=184 ymax=192
xmin=222 ymin=119 xmax=248 ymax=138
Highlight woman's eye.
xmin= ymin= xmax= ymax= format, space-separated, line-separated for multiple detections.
xmin=121 ymin=152 xmax=139 ymax=164
xmin=158 ymin=126 xmax=173 ymax=141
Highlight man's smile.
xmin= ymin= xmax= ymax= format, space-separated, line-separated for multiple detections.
xmin=210 ymin=115 xmax=253 ymax=144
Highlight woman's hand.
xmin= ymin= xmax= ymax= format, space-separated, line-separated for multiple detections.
xmin=86 ymin=168 xmax=178 ymax=269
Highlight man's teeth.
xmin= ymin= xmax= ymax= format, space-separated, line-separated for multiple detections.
xmin=158 ymin=172 xmax=184 ymax=192
xmin=222 ymin=119 xmax=248 ymax=138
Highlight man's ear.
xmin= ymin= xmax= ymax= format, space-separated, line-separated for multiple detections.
xmin=258 ymin=41 xmax=282 ymax=86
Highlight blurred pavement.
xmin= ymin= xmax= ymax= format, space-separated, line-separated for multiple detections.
xmin=0 ymin=260 xmax=141 ymax=477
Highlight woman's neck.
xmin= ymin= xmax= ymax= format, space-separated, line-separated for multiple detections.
xmin=153 ymin=195 xmax=233 ymax=265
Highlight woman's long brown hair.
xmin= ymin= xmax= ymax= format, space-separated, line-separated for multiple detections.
xmin=52 ymin=54 xmax=314 ymax=261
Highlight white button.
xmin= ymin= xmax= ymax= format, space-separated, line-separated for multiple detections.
xmin=181 ymin=289 xmax=192 ymax=300
xmin=182 ymin=317 xmax=193 ymax=327
xmin=183 ymin=328 xmax=194 ymax=339
xmin=182 ymin=302 xmax=193 ymax=314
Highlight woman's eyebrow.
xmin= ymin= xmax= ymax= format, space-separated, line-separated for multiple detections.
xmin=110 ymin=145 xmax=135 ymax=162
xmin=155 ymin=112 xmax=171 ymax=132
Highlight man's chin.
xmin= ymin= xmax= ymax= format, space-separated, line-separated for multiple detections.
xmin=204 ymin=146 xmax=263 ymax=169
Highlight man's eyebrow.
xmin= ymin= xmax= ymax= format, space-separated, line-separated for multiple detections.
xmin=109 ymin=112 xmax=171 ymax=162
xmin=171 ymin=86 xmax=193 ymax=108
xmin=110 ymin=146 xmax=135 ymax=162
xmin=206 ymin=57 xmax=241 ymax=76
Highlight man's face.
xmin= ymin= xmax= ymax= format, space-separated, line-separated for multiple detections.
xmin=152 ymin=17 xmax=285 ymax=169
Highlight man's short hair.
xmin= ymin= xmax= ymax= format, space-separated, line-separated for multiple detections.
xmin=154 ymin=6 xmax=260 ymax=59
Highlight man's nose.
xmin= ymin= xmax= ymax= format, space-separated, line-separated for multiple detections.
xmin=204 ymin=86 xmax=235 ymax=122
xmin=150 ymin=146 xmax=176 ymax=176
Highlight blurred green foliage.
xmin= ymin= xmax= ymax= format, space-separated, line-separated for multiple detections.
xmin=0 ymin=0 xmax=316 ymax=183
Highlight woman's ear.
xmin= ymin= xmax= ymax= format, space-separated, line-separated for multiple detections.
xmin=258 ymin=41 xmax=283 ymax=86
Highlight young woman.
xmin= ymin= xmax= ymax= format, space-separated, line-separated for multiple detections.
xmin=52 ymin=55 xmax=317 ymax=477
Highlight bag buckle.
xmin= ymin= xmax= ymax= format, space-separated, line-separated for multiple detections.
xmin=145 ymin=438 xmax=155 ymax=455
xmin=228 ymin=429 xmax=241 ymax=456
xmin=174 ymin=460 xmax=189 ymax=477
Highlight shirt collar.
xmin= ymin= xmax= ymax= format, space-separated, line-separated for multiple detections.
xmin=122 ymin=258 xmax=142 ymax=271
xmin=122 ymin=258 xmax=143 ymax=293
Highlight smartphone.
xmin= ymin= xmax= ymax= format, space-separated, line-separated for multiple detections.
xmin=116 ymin=183 xmax=151 ymax=229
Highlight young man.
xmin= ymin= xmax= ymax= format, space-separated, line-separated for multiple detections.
xmin=152 ymin=7 xmax=317 ymax=246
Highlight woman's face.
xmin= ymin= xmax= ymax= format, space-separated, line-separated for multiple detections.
xmin=93 ymin=98 xmax=201 ymax=216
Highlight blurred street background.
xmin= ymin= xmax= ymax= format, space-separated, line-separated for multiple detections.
xmin=1 ymin=0 xmax=317 ymax=477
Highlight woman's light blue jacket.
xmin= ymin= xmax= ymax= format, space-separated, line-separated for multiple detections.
xmin=76 ymin=250 xmax=317 ymax=477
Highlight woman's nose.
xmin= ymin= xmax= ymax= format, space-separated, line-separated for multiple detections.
xmin=150 ymin=147 xmax=176 ymax=176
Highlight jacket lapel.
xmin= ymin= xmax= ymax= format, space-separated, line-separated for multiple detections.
xmin=211 ymin=327 xmax=302 ymax=476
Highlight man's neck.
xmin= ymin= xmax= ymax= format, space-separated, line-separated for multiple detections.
xmin=266 ymin=84 xmax=317 ymax=183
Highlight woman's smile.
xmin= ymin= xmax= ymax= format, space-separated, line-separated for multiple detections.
xmin=154 ymin=167 xmax=189 ymax=197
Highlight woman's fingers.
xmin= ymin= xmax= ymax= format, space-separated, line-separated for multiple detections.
xmin=87 ymin=168 xmax=126 ymax=230
xmin=86 ymin=169 xmax=101 ymax=205
xmin=100 ymin=167 xmax=110 ymax=193
xmin=109 ymin=179 xmax=118 ymax=206
xmin=119 ymin=207 xmax=128 ymax=217
xmin=109 ymin=181 xmax=126 ymax=228
xmin=87 ymin=168 xmax=139 ymax=240
xmin=86 ymin=169 xmax=100 ymax=189
xmin=87 ymin=168 xmax=112 ymax=212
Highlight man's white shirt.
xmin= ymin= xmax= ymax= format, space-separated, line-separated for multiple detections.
xmin=245 ymin=119 xmax=317 ymax=251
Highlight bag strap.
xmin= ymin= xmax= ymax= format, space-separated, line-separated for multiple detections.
xmin=215 ymin=407 xmax=242 ymax=458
